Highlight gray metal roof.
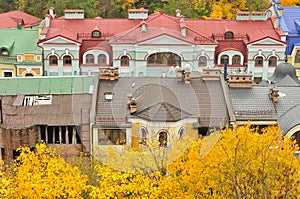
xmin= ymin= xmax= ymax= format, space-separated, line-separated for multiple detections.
xmin=278 ymin=105 xmax=300 ymax=136
xmin=96 ymin=77 xmax=229 ymax=128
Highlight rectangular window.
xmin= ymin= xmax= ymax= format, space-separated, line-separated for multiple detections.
xmin=98 ymin=129 xmax=126 ymax=145
xmin=3 ymin=71 xmax=12 ymax=77
xmin=40 ymin=125 xmax=81 ymax=145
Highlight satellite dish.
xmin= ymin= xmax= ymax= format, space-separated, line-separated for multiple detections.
xmin=184 ymin=63 xmax=191 ymax=71
xmin=175 ymin=65 xmax=181 ymax=72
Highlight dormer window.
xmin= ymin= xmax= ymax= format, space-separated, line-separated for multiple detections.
xmin=86 ymin=54 xmax=94 ymax=64
xmin=225 ymin=31 xmax=234 ymax=39
xmin=0 ymin=49 xmax=9 ymax=56
xmin=92 ymin=30 xmax=101 ymax=38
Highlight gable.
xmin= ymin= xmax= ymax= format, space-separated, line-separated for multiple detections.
xmin=138 ymin=35 xmax=193 ymax=46
xmin=39 ymin=36 xmax=81 ymax=46
xmin=248 ymin=37 xmax=286 ymax=46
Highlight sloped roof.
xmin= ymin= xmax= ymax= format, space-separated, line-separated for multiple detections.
xmin=41 ymin=11 xmax=282 ymax=48
xmin=269 ymin=62 xmax=300 ymax=84
xmin=230 ymin=86 xmax=277 ymax=121
xmin=281 ymin=7 xmax=300 ymax=35
xmin=1 ymin=94 xmax=91 ymax=129
xmin=96 ymin=77 xmax=228 ymax=127
xmin=0 ymin=10 xmax=41 ymax=28
xmin=279 ymin=105 xmax=300 ymax=136
xmin=0 ymin=28 xmax=41 ymax=55
xmin=0 ymin=76 xmax=95 ymax=95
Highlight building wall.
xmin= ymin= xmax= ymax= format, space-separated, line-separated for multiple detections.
xmin=0 ymin=65 xmax=16 ymax=77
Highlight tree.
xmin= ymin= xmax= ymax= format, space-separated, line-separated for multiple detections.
xmin=167 ymin=124 xmax=300 ymax=198
xmin=0 ymin=143 xmax=88 ymax=199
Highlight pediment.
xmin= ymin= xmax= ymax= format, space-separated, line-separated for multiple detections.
xmin=138 ymin=35 xmax=193 ymax=46
xmin=249 ymin=37 xmax=286 ymax=46
xmin=39 ymin=36 xmax=80 ymax=46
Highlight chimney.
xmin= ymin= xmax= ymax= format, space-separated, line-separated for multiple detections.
xmin=201 ymin=68 xmax=221 ymax=81
xmin=176 ymin=68 xmax=184 ymax=82
xmin=49 ymin=7 xmax=55 ymax=18
xmin=128 ymin=8 xmax=148 ymax=20
xmin=184 ymin=71 xmax=191 ymax=84
xmin=228 ymin=74 xmax=252 ymax=88
xmin=269 ymin=88 xmax=279 ymax=103
xmin=44 ymin=14 xmax=50 ymax=28
xmin=129 ymin=98 xmax=137 ymax=114
xmin=99 ymin=67 xmax=119 ymax=81
xmin=175 ymin=9 xmax=181 ymax=17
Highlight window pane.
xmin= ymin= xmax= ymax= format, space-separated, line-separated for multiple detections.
xmin=232 ymin=55 xmax=241 ymax=64
xmin=98 ymin=54 xmax=106 ymax=64
xmin=221 ymin=55 xmax=229 ymax=64
xmin=63 ymin=55 xmax=72 ymax=65
xmin=121 ymin=56 xmax=129 ymax=66
xmin=198 ymin=56 xmax=207 ymax=66
xmin=49 ymin=56 xmax=58 ymax=65
xmin=86 ymin=54 xmax=94 ymax=64
xmin=295 ymin=50 xmax=300 ymax=63
xmin=255 ymin=57 xmax=263 ymax=66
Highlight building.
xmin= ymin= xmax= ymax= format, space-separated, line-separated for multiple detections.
xmin=38 ymin=8 xmax=286 ymax=82
xmin=270 ymin=0 xmax=300 ymax=79
xmin=91 ymin=68 xmax=231 ymax=153
xmin=0 ymin=76 xmax=94 ymax=162
xmin=0 ymin=10 xmax=41 ymax=29
xmin=229 ymin=61 xmax=300 ymax=144
xmin=0 ymin=28 xmax=43 ymax=77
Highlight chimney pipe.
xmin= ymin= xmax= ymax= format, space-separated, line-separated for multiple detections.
xmin=129 ymin=98 xmax=137 ymax=114
xmin=224 ymin=58 xmax=228 ymax=81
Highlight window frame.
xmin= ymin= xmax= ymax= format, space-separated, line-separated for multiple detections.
xmin=120 ymin=55 xmax=130 ymax=67
xmin=92 ymin=30 xmax=101 ymax=38
xmin=268 ymin=56 xmax=277 ymax=66
xmin=295 ymin=50 xmax=300 ymax=63
xmin=255 ymin=56 xmax=264 ymax=67
xmin=232 ymin=55 xmax=241 ymax=65
xmin=220 ymin=55 xmax=229 ymax=64
xmin=198 ymin=56 xmax=207 ymax=67
xmin=49 ymin=55 xmax=58 ymax=66
xmin=86 ymin=54 xmax=94 ymax=64
xmin=98 ymin=54 xmax=106 ymax=65
xmin=147 ymin=52 xmax=181 ymax=67
xmin=63 ymin=55 xmax=72 ymax=66
xmin=224 ymin=31 xmax=234 ymax=39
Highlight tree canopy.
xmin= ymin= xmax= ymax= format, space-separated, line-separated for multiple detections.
xmin=1 ymin=0 xmax=297 ymax=19
xmin=1 ymin=124 xmax=300 ymax=198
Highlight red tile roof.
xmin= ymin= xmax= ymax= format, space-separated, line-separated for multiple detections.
xmin=41 ymin=11 xmax=284 ymax=62
xmin=0 ymin=10 xmax=41 ymax=28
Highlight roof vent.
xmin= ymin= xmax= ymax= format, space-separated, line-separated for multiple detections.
xmin=99 ymin=67 xmax=119 ymax=81
xmin=201 ymin=68 xmax=221 ymax=81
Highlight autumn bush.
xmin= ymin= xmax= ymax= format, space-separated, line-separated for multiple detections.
xmin=1 ymin=124 xmax=300 ymax=198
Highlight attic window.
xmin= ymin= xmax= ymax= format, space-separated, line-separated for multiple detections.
xmin=0 ymin=49 xmax=8 ymax=56
xmin=224 ymin=31 xmax=233 ymax=39
xmin=22 ymin=95 xmax=52 ymax=106
xmin=92 ymin=30 xmax=101 ymax=38
xmin=104 ymin=92 xmax=113 ymax=101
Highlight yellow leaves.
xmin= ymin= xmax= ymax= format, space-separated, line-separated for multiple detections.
xmin=1 ymin=125 xmax=300 ymax=198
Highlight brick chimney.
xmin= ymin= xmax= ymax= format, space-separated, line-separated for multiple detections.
xmin=201 ymin=69 xmax=221 ymax=81
xmin=99 ymin=67 xmax=119 ymax=81
xmin=184 ymin=71 xmax=191 ymax=84
xmin=269 ymin=88 xmax=279 ymax=103
xmin=129 ymin=98 xmax=137 ymax=114
xmin=228 ymin=74 xmax=252 ymax=88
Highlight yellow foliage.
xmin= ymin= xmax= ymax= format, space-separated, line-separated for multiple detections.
xmin=0 ymin=143 xmax=88 ymax=199
xmin=1 ymin=125 xmax=300 ymax=198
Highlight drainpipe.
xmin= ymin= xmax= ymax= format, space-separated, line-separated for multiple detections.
xmin=0 ymin=98 xmax=3 ymax=124
xmin=224 ymin=58 xmax=228 ymax=81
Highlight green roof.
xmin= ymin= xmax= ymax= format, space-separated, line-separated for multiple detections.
xmin=0 ymin=28 xmax=41 ymax=55
xmin=0 ymin=76 xmax=95 ymax=95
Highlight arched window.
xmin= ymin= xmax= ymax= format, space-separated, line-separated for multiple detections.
xmin=268 ymin=56 xmax=277 ymax=66
xmin=198 ymin=56 xmax=207 ymax=67
xmin=225 ymin=31 xmax=234 ymax=39
xmin=63 ymin=55 xmax=72 ymax=66
xmin=0 ymin=48 xmax=8 ymax=56
xmin=49 ymin=55 xmax=58 ymax=66
xmin=295 ymin=50 xmax=300 ymax=63
xmin=139 ymin=127 xmax=148 ymax=145
xmin=86 ymin=54 xmax=94 ymax=64
xmin=221 ymin=55 xmax=229 ymax=64
xmin=98 ymin=54 xmax=106 ymax=64
xmin=158 ymin=130 xmax=168 ymax=147
xmin=92 ymin=30 xmax=101 ymax=38
xmin=255 ymin=56 xmax=263 ymax=66
xmin=120 ymin=55 xmax=129 ymax=67
xmin=232 ymin=55 xmax=241 ymax=65
xmin=25 ymin=73 xmax=34 ymax=77
xmin=147 ymin=52 xmax=181 ymax=67
xmin=178 ymin=127 xmax=186 ymax=138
